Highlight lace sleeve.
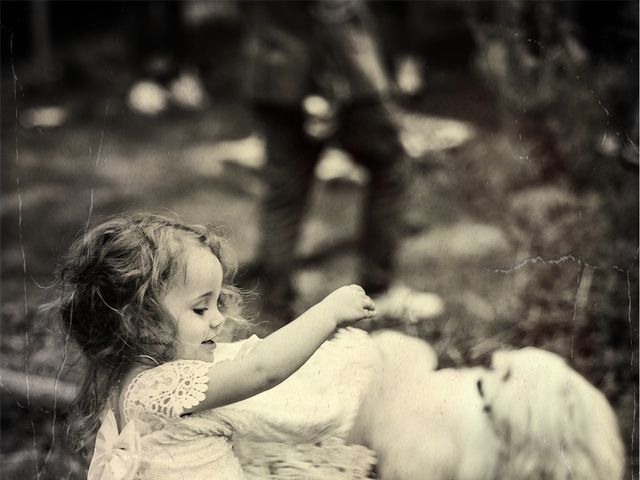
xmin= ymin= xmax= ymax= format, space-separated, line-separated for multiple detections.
xmin=122 ymin=360 xmax=212 ymax=427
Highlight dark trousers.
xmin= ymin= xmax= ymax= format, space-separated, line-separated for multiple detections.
xmin=253 ymin=100 xmax=407 ymax=313
xmin=126 ymin=1 xmax=184 ymax=83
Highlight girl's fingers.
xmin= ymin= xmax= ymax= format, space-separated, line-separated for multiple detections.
xmin=363 ymin=296 xmax=375 ymax=310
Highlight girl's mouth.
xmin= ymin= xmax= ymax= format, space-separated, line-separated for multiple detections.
xmin=201 ymin=339 xmax=217 ymax=348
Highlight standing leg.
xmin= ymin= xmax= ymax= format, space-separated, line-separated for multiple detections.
xmin=340 ymin=101 xmax=444 ymax=323
xmin=340 ymin=101 xmax=407 ymax=295
xmin=253 ymin=104 xmax=324 ymax=327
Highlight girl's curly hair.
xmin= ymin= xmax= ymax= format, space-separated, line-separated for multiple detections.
xmin=50 ymin=213 xmax=244 ymax=451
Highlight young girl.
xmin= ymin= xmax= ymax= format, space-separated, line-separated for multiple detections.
xmin=52 ymin=214 xmax=378 ymax=479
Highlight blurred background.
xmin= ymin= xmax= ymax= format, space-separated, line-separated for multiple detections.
xmin=1 ymin=1 xmax=638 ymax=478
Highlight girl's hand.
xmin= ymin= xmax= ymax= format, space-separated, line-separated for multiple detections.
xmin=318 ymin=284 xmax=376 ymax=328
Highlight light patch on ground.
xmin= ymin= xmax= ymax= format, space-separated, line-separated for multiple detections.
xmin=184 ymin=135 xmax=265 ymax=174
xmin=400 ymin=113 xmax=476 ymax=158
xmin=401 ymin=221 xmax=511 ymax=261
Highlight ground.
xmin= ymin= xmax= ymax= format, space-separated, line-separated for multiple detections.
xmin=1 ymin=33 xmax=638 ymax=479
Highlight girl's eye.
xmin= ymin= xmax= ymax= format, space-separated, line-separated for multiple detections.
xmin=217 ymin=294 xmax=227 ymax=309
xmin=193 ymin=307 xmax=208 ymax=316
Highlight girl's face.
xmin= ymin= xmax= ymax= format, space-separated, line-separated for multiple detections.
xmin=162 ymin=242 xmax=226 ymax=362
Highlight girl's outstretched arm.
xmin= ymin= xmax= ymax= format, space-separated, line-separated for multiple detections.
xmin=184 ymin=284 xmax=375 ymax=413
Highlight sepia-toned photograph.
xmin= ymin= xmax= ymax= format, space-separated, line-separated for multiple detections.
xmin=1 ymin=1 xmax=638 ymax=478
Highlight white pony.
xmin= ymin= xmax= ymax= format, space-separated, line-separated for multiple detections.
xmin=351 ymin=333 xmax=625 ymax=480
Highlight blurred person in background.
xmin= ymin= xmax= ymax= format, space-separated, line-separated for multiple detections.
xmin=241 ymin=0 xmax=444 ymax=331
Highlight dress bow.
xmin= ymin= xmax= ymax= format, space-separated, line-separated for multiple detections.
xmin=87 ymin=409 xmax=143 ymax=480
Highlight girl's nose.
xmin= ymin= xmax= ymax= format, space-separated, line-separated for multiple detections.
xmin=209 ymin=310 xmax=225 ymax=329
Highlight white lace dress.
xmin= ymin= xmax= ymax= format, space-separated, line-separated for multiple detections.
xmin=88 ymin=328 xmax=380 ymax=480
